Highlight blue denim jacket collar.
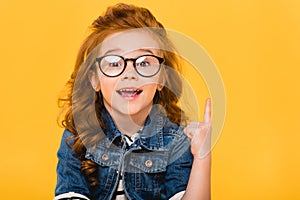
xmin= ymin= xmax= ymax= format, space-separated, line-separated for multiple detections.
xmin=103 ymin=108 xmax=122 ymax=146
xmin=102 ymin=105 xmax=167 ymax=150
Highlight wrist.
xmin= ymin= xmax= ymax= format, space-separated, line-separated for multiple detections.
xmin=193 ymin=152 xmax=212 ymax=163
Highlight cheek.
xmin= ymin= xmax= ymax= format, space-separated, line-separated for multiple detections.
xmin=100 ymin=76 xmax=117 ymax=88
xmin=99 ymin=78 xmax=118 ymax=98
xmin=144 ymin=84 xmax=158 ymax=96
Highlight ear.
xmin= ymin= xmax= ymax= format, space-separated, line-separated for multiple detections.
xmin=157 ymin=67 xmax=167 ymax=91
xmin=88 ymin=71 xmax=101 ymax=92
xmin=157 ymin=84 xmax=164 ymax=91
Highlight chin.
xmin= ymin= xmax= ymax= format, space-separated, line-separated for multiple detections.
xmin=122 ymin=108 xmax=144 ymax=116
xmin=119 ymin=105 xmax=150 ymax=116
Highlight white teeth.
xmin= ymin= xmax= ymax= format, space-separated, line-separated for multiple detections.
xmin=119 ymin=89 xmax=140 ymax=92
xmin=117 ymin=88 xmax=143 ymax=97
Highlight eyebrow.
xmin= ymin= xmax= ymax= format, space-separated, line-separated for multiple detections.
xmin=102 ymin=48 xmax=121 ymax=55
xmin=103 ymin=48 xmax=157 ymax=56
xmin=140 ymin=48 xmax=156 ymax=55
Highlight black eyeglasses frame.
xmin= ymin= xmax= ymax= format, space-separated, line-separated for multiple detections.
xmin=95 ymin=54 xmax=164 ymax=78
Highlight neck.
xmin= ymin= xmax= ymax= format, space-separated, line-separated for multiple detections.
xmin=105 ymin=107 xmax=151 ymax=137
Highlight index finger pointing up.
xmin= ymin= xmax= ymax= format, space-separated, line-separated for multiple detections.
xmin=204 ymin=98 xmax=211 ymax=123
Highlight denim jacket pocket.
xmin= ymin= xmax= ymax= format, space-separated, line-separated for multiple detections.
xmin=127 ymin=151 xmax=168 ymax=173
xmin=85 ymin=145 xmax=123 ymax=169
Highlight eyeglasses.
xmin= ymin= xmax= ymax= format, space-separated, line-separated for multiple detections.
xmin=95 ymin=54 xmax=164 ymax=77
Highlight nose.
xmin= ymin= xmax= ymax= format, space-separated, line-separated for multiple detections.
xmin=121 ymin=60 xmax=139 ymax=80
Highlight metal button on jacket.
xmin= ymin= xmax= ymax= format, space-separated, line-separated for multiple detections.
xmin=101 ymin=153 xmax=109 ymax=162
xmin=145 ymin=159 xmax=153 ymax=168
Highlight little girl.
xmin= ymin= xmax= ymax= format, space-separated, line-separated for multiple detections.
xmin=55 ymin=3 xmax=212 ymax=200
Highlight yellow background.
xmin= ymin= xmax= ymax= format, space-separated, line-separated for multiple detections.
xmin=0 ymin=0 xmax=299 ymax=199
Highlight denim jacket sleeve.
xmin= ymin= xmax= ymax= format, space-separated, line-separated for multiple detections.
xmin=55 ymin=129 xmax=90 ymax=198
xmin=164 ymin=127 xmax=193 ymax=199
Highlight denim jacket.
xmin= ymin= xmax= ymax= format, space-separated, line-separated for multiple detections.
xmin=55 ymin=107 xmax=193 ymax=200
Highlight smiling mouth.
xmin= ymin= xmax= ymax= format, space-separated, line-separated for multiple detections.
xmin=116 ymin=88 xmax=143 ymax=98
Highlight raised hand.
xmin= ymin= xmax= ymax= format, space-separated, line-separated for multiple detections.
xmin=184 ymin=98 xmax=212 ymax=159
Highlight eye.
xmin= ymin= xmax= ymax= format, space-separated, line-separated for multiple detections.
xmin=102 ymin=56 xmax=123 ymax=68
xmin=138 ymin=61 xmax=151 ymax=67
xmin=136 ymin=56 xmax=153 ymax=67
xmin=109 ymin=62 xmax=122 ymax=67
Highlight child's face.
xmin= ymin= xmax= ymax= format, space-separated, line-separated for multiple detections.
xmin=91 ymin=29 xmax=164 ymax=118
